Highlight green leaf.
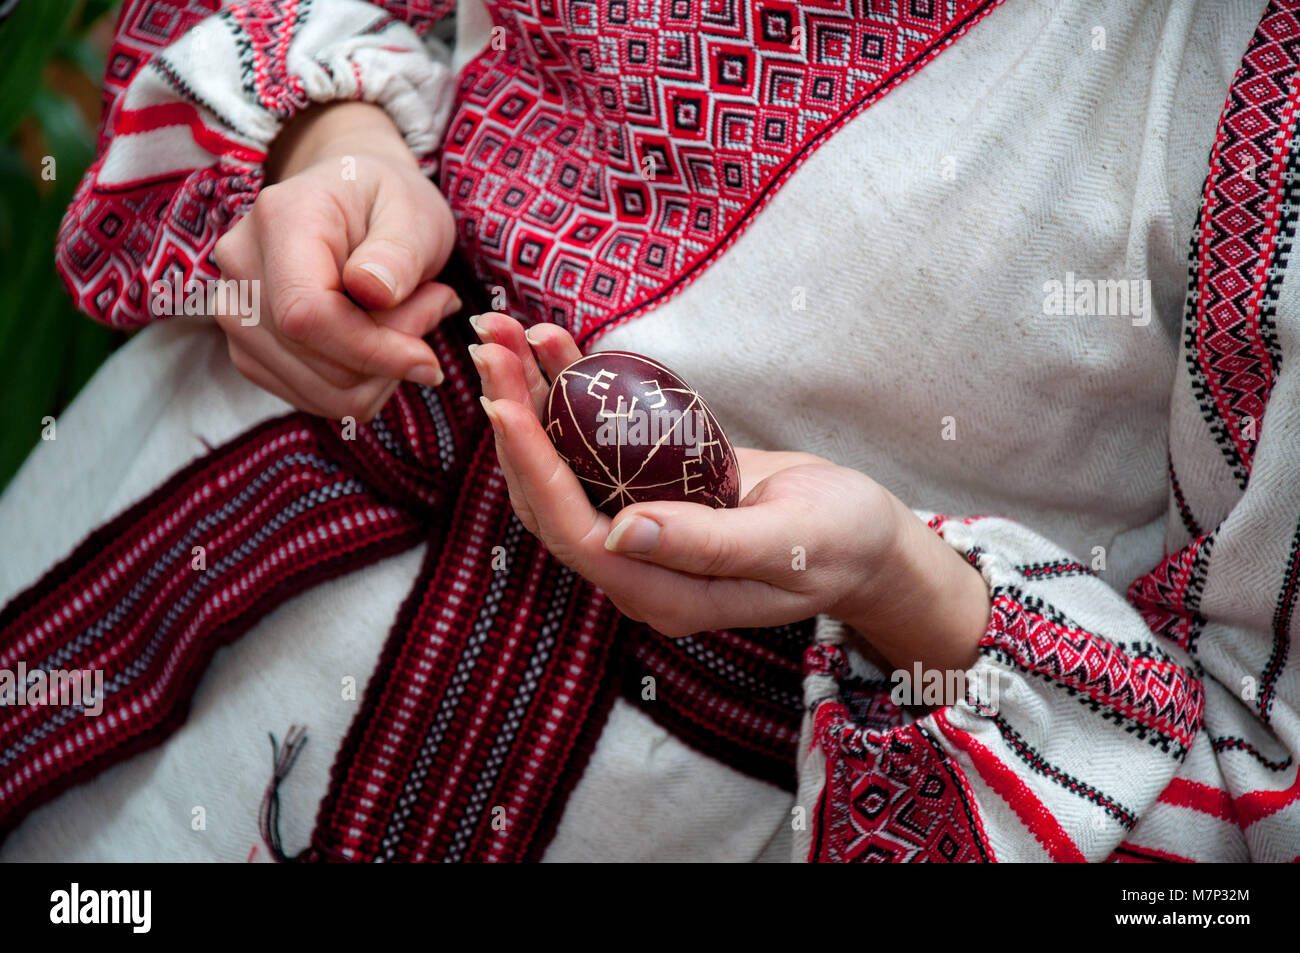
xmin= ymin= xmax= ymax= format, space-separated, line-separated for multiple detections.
xmin=30 ymin=86 xmax=95 ymax=188
xmin=0 ymin=0 xmax=83 ymax=140
xmin=54 ymin=33 xmax=107 ymax=88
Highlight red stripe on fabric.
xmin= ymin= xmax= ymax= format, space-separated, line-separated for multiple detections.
xmin=113 ymin=102 xmax=265 ymax=163
xmin=1157 ymin=778 xmax=1237 ymax=823
xmin=0 ymin=415 xmax=427 ymax=839
xmin=484 ymin=588 xmax=613 ymax=862
xmin=1233 ymin=769 xmax=1300 ymax=826
xmin=400 ymin=468 xmax=521 ymax=855
xmin=933 ymin=708 xmax=1086 ymax=863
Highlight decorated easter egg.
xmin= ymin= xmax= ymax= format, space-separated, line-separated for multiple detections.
xmin=544 ymin=351 xmax=741 ymax=516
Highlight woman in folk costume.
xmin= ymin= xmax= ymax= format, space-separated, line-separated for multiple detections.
xmin=0 ymin=0 xmax=1296 ymax=862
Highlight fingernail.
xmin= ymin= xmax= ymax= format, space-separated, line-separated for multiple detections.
xmin=407 ymin=363 xmax=443 ymax=387
xmin=605 ymin=515 xmax=661 ymax=554
xmin=479 ymin=395 xmax=504 ymax=436
xmin=468 ymin=343 xmax=487 ymax=381
xmin=358 ymin=262 xmax=397 ymax=295
xmin=524 ymin=325 xmax=544 ymax=347
xmin=441 ymin=294 xmax=464 ymax=318
xmin=468 ymin=313 xmax=490 ymax=340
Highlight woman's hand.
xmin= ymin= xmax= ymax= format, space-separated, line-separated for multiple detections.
xmin=213 ymin=102 xmax=460 ymax=422
xmin=470 ymin=313 xmax=992 ymax=675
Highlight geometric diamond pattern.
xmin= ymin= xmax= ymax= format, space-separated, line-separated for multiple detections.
xmin=1188 ymin=1 xmax=1300 ymax=487
xmin=809 ymin=703 xmax=991 ymax=863
xmin=440 ymin=0 xmax=1001 ymax=347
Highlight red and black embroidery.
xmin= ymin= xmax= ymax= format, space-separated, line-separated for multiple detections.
xmin=439 ymin=0 xmax=1003 ymax=347
xmin=620 ymin=621 xmax=811 ymax=792
xmin=229 ymin=0 xmax=311 ymax=115
xmin=1261 ymin=516 xmax=1300 ymax=723
xmin=1014 ymin=559 xmax=1094 ymax=581
xmin=1128 ymin=535 xmax=1213 ymax=654
xmin=989 ymin=715 xmax=1137 ymax=828
xmin=1211 ymin=735 xmax=1294 ymax=773
xmin=982 ymin=589 xmax=1203 ymax=758
xmin=808 ymin=698 xmax=993 ymax=863
xmin=1136 ymin=0 xmax=1300 ymax=749
xmin=1167 ymin=451 xmax=1204 ymax=539
xmin=1184 ymin=0 xmax=1300 ymax=490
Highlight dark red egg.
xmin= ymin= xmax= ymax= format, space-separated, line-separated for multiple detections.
xmin=544 ymin=350 xmax=741 ymax=516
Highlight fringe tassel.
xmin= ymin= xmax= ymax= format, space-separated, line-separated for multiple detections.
xmin=258 ymin=725 xmax=333 ymax=862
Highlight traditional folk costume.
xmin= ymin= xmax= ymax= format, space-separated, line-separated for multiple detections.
xmin=1 ymin=0 xmax=1297 ymax=862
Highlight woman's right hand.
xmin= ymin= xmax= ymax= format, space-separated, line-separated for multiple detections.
xmin=213 ymin=101 xmax=460 ymax=422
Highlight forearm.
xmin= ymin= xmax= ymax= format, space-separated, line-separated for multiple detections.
xmin=837 ymin=494 xmax=991 ymax=676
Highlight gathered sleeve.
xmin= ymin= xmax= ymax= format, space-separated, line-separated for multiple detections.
xmin=54 ymin=0 xmax=458 ymax=329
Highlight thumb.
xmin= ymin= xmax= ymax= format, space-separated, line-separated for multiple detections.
xmin=372 ymin=281 xmax=463 ymax=337
xmin=342 ymin=196 xmax=444 ymax=311
xmin=603 ymin=498 xmax=803 ymax=583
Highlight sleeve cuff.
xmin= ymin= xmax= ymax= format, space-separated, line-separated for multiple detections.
xmin=103 ymin=0 xmax=455 ymax=184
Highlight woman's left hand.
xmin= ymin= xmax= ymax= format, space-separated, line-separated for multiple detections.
xmin=469 ymin=313 xmax=991 ymax=674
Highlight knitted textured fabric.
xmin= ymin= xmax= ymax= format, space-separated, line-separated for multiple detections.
xmin=4 ymin=0 xmax=1299 ymax=862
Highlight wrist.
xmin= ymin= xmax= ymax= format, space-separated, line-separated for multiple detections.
xmin=838 ymin=497 xmax=990 ymax=676
xmin=266 ymin=102 xmax=417 ymax=182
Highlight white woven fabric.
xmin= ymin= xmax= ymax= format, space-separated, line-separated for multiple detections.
xmin=3 ymin=0 xmax=1291 ymax=861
